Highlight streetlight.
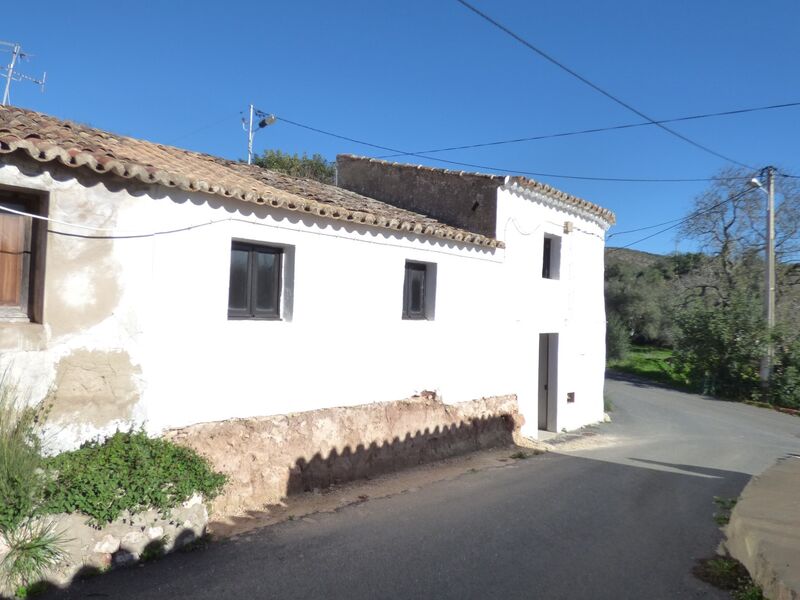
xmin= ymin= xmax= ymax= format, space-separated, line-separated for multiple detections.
xmin=749 ymin=166 xmax=776 ymax=387
xmin=243 ymin=104 xmax=276 ymax=165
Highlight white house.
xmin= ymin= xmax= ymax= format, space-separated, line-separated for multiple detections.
xmin=0 ymin=106 xmax=614 ymax=507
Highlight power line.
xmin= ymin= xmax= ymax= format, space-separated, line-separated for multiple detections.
xmin=377 ymin=101 xmax=800 ymax=159
xmin=275 ymin=115 xmax=746 ymax=183
xmin=608 ymin=186 xmax=754 ymax=251
xmin=608 ymin=216 xmax=688 ymax=238
xmin=454 ymin=0 xmax=756 ymax=170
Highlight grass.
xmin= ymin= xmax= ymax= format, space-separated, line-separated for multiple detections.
xmin=0 ymin=519 xmax=67 ymax=594
xmin=607 ymin=345 xmax=690 ymax=390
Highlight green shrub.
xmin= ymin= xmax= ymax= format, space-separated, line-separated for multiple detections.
xmin=674 ymin=292 xmax=765 ymax=400
xmin=0 ymin=376 xmax=47 ymax=534
xmin=605 ymin=312 xmax=631 ymax=361
xmin=43 ymin=429 xmax=227 ymax=525
xmin=770 ymin=335 xmax=800 ymax=409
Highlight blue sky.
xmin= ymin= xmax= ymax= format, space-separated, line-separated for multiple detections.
xmin=4 ymin=1 xmax=800 ymax=254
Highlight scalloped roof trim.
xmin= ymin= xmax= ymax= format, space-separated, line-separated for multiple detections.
xmin=339 ymin=154 xmax=616 ymax=227
xmin=0 ymin=111 xmax=502 ymax=249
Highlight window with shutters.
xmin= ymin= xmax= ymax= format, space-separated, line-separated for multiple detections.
xmin=0 ymin=189 xmax=46 ymax=322
xmin=227 ymin=241 xmax=284 ymax=320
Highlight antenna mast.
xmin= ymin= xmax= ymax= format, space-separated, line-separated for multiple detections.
xmin=242 ymin=104 xmax=276 ymax=164
xmin=1 ymin=41 xmax=47 ymax=106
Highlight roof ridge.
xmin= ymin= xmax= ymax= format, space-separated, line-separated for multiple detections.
xmin=0 ymin=106 xmax=502 ymax=248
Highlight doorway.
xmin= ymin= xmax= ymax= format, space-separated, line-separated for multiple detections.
xmin=538 ymin=333 xmax=558 ymax=431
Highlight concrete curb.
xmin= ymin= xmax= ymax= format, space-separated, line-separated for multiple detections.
xmin=723 ymin=456 xmax=800 ymax=600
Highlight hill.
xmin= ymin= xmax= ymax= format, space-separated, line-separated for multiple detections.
xmin=605 ymin=247 xmax=663 ymax=270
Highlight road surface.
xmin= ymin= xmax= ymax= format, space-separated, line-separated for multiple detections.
xmin=43 ymin=373 xmax=800 ymax=599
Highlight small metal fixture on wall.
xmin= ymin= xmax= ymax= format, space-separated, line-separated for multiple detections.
xmin=563 ymin=221 xmax=574 ymax=234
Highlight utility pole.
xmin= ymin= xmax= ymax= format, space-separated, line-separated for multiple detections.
xmin=759 ymin=166 xmax=776 ymax=387
xmin=1 ymin=41 xmax=46 ymax=106
xmin=246 ymin=104 xmax=255 ymax=164
xmin=242 ymin=104 xmax=276 ymax=165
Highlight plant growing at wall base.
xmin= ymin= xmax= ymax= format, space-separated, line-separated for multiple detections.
xmin=0 ymin=519 xmax=66 ymax=595
xmin=0 ymin=373 xmax=48 ymax=534
xmin=43 ymin=429 xmax=227 ymax=525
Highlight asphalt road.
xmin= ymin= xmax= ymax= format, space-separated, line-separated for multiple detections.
xmin=43 ymin=374 xmax=800 ymax=600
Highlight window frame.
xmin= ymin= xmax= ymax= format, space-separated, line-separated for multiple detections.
xmin=541 ymin=234 xmax=561 ymax=280
xmin=542 ymin=237 xmax=552 ymax=279
xmin=227 ymin=241 xmax=284 ymax=320
xmin=0 ymin=188 xmax=47 ymax=323
xmin=402 ymin=260 xmax=436 ymax=321
xmin=402 ymin=261 xmax=427 ymax=320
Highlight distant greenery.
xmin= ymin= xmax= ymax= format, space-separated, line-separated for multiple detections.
xmin=254 ymin=149 xmax=335 ymax=184
xmin=606 ymin=168 xmax=800 ymax=408
xmin=43 ymin=429 xmax=227 ymax=525
xmin=607 ymin=345 xmax=689 ymax=390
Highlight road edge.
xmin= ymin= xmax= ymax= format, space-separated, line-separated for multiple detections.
xmin=723 ymin=456 xmax=800 ymax=600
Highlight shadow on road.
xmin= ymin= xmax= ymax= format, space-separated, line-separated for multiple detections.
xmin=39 ymin=452 xmax=750 ymax=600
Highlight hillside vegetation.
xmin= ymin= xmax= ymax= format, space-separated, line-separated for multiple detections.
xmin=605 ymin=168 xmax=800 ymax=409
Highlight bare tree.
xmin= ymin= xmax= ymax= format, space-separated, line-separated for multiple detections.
xmin=679 ymin=167 xmax=800 ymax=308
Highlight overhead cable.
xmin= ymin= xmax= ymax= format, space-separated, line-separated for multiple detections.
xmin=608 ymin=186 xmax=755 ymax=251
xmin=275 ymin=115 xmax=747 ymax=183
xmin=377 ymin=101 xmax=800 ymax=159
xmin=454 ymin=0 xmax=756 ymax=170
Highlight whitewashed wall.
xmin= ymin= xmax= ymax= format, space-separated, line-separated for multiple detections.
xmin=0 ymin=160 xmax=609 ymax=449
xmin=496 ymin=184 xmax=608 ymax=434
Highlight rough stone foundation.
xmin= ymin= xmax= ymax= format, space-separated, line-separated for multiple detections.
xmin=166 ymin=393 xmax=522 ymax=517
xmin=0 ymin=496 xmax=208 ymax=596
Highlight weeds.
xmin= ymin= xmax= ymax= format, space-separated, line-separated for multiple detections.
xmin=511 ymin=450 xmax=544 ymax=460
xmin=693 ymin=556 xmax=763 ymax=598
xmin=0 ymin=519 xmax=67 ymax=593
xmin=713 ymin=496 xmax=737 ymax=526
xmin=140 ymin=535 xmax=170 ymax=563
xmin=43 ymin=429 xmax=227 ymax=525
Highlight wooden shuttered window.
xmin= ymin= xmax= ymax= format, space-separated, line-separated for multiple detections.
xmin=0 ymin=191 xmax=45 ymax=322
xmin=0 ymin=208 xmax=28 ymax=307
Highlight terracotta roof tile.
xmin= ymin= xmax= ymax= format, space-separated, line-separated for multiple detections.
xmin=0 ymin=106 xmax=501 ymax=248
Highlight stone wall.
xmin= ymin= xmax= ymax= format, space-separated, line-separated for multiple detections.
xmin=165 ymin=393 xmax=522 ymax=516
xmin=0 ymin=496 xmax=208 ymax=596
xmin=336 ymin=154 xmax=502 ymax=237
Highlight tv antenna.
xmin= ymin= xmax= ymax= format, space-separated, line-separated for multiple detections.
xmin=1 ymin=41 xmax=47 ymax=106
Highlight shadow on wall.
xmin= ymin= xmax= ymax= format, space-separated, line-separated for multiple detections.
xmin=285 ymin=413 xmax=517 ymax=496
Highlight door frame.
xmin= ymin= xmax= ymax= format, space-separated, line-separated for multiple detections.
xmin=538 ymin=332 xmax=559 ymax=432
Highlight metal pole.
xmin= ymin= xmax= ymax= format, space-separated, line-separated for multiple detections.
xmin=2 ymin=43 xmax=20 ymax=106
xmin=247 ymin=104 xmax=254 ymax=165
xmin=760 ymin=166 xmax=776 ymax=386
